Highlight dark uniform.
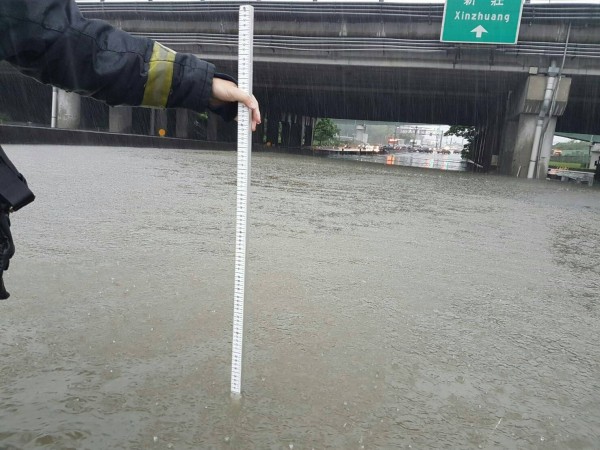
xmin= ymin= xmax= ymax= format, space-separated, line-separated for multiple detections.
xmin=0 ymin=0 xmax=237 ymax=298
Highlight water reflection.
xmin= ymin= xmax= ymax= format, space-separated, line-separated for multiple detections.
xmin=328 ymin=151 xmax=467 ymax=171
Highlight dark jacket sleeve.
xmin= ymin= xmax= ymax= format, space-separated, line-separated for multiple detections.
xmin=0 ymin=0 xmax=215 ymax=112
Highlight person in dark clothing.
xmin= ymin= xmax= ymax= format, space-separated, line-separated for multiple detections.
xmin=595 ymin=157 xmax=600 ymax=182
xmin=0 ymin=0 xmax=261 ymax=299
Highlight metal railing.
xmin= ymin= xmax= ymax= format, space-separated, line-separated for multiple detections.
xmin=130 ymin=32 xmax=600 ymax=60
xmin=77 ymin=1 xmax=600 ymax=22
xmin=76 ymin=2 xmax=600 ymax=62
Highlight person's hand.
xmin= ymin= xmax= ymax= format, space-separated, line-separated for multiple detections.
xmin=210 ymin=77 xmax=261 ymax=131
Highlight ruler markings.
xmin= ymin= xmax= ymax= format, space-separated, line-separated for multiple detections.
xmin=231 ymin=5 xmax=254 ymax=397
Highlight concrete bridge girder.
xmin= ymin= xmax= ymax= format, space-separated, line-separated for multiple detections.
xmin=77 ymin=2 xmax=600 ymax=130
xmin=2 ymin=2 xmax=600 ymax=174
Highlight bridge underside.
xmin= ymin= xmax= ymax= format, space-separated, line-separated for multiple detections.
xmin=225 ymin=61 xmax=598 ymax=134
xmin=78 ymin=1 xmax=600 ymax=134
xmin=2 ymin=60 xmax=597 ymax=133
xmin=2 ymin=2 xmax=600 ymax=176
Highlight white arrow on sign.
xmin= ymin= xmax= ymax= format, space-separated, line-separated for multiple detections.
xmin=471 ymin=25 xmax=488 ymax=39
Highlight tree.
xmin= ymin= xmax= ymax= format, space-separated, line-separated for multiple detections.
xmin=313 ymin=118 xmax=340 ymax=146
xmin=444 ymin=125 xmax=477 ymax=159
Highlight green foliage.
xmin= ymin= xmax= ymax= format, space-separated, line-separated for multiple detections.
xmin=313 ymin=118 xmax=340 ymax=146
xmin=444 ymin=125 xmax=476 ymax=158
xmin=551 ymin=140 xmax=591 ymax=165
xmin=553 ymin=140 xmax=591 ymax=151
xmin=0 ymin=112 xmax=10 ymax=123
xmin=548 ymin=161 xmax=587 ymax=170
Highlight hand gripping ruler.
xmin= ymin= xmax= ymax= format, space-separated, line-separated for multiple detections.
xmin=231 ymin=5 xmax=254 ymax=397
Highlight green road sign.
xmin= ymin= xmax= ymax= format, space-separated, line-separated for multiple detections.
xmin=441 ymin=0 xmax=524 ymax=44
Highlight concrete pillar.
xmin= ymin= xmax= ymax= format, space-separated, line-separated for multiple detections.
xmin=207 ymin=112 xmax=219 ymax=141
xmin=479 ymin=115 xmax=505 ymax=172
xmin=507 ymin=114 xmax=557 ymax=179
xmin=279 ymin=113 xmax=292 ymax=147
xmin=265 ymin=113 xmax=279 ymax=146
xmin=280 ymin=122 xmax=291 ymax=147
xmin=56 ymin=90 xmax=81 ymax=129
xmin=302 ymin=117 xmax=314 ymax=147
xmin=109 ymin=106 xmax=132 ymax=133
xmin=155 ymin=109 xmax=168 ymax=136
xmin=175 ymin=108 xmax=189 ymax=138
xmin=537 ymin=117 xmax=558 ymax=178
xmin=252 ymin=120 xmax=265 ymax=145
xmin=355 ymin=124 xmax=367 ymax=144
xmin=498 ymin=75 xmax=571 ymax=177
xmin=149 ymin=109 xmax=155 ymax=135
xmin=218 ymin=119 xmax=237 ymax=142
xmin=289 ymin=117 xmax=302 ymax=147
xmin=500 ymin=113 xmax=537 ymax=177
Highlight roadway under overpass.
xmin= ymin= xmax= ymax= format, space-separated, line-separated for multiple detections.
xmin=2 ymin=2 xmax=600 ymax=177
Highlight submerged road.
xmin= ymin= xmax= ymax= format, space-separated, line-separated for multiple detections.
xmin=1 ymin=145 xmax=599 ymax=449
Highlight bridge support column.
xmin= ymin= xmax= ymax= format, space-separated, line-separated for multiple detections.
xmin=206 ymin=113 xmax=236 ymax=142
xmin=473 ymin=115 xmax=505 ymax=172
xmin=175 ymin=108 xmax=189 ymax=138
xmin=280 ymin=113 xmax=292 ymax=147
xmin=507 ymin=115 xmax=558 ymax=178
xmin=219 ymin=119 xmax=237 ymax=142
xmin=252 ymin=120 xmax=264 ymax=145
xmin=265 ymin=113 xmax=280 ymax=146
xmin=109 ymin=106 xmax=132 ymax=133
xmin=498 ymin=74 xmax=571 ymax=178
xmin=280 ymin=122 xmax=291 ymax=146
xmin=289 ymin=116 xmax=302 ymax=147
xmin=302 ymin=117 xmax=314 ymax=147
xmin=56 ymin=90 xmax=81 ymax=129
xmin=153 ymin=109 xmax=168 ymax=136
xmin=207 ymin=112 xmax=219 ymax=141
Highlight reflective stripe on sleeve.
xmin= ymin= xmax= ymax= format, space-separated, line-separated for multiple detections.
xmin=142 ymin=42 xmax=176 ymax=107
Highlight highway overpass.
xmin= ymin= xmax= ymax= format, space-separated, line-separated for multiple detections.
xmin=2 ymin=1 xmax=600 ymax=177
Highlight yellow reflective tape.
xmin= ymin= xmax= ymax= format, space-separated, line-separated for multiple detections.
xmin=142 ymin=42 xmax=176 ymax=107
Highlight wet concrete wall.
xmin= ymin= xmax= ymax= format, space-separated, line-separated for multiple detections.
xmin=0 ymin=125 xmax=235 ymax=151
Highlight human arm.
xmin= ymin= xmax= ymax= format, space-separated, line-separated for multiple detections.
xmin=211 ymin=77 xmax=261 ymax=131
xmin=0 ymin=0 xmax=260 ymax=128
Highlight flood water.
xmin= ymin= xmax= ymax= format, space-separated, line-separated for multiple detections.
xmin=328 ymin=152 xmax=467 ymax=171
xmin=1 ymin=145 xmax=599 ymax=449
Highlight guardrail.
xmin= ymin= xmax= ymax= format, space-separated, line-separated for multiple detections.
xmin=77 ymin=2 xmax=600 ymax=23
xmin=77 ymin=2 xmax=600 ymax=62
xmin=547 ymin=168 xmax=595 ymax=186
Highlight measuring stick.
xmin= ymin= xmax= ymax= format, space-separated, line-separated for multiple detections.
xmin=231 ymin=5 xmax=254 ymax=397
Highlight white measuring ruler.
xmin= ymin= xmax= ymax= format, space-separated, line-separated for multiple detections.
xmin=231 ymin=4 xmax=254 ymax=397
